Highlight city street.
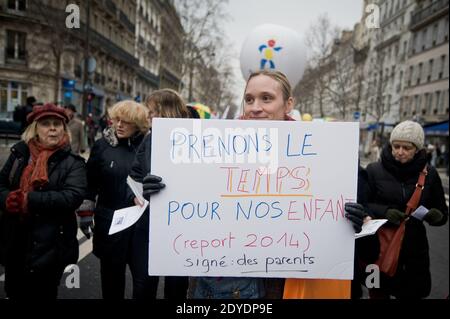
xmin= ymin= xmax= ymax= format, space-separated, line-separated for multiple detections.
xmin=0 ymin=143 xmax=448 ymax=299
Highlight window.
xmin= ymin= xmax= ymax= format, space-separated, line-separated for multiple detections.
xmin=0 ymin=81 xmax=28 ymax=114
xmin=428 ymin=59 xmax=434 ymax=82
xmin=7 ymin=0 xmax=26 ymax=11
xmin=6 ymin=30 xmax=26 ymax=61
xmin=421 ymin=28 xmax=427 ymax=51
xmin=412 ymin=34 xmax=418 ymax=54
xmin=432 ymin=23 xmax=438 ymax=46
xmin=435 ymin=91 xmax=442 ymax=113
xmin=417 ymin=63 xmax=423 ymax=85
xmin=445 ymin=18 xmax=449 ymax=41
xmin=426 ymin=93 xmax=433 ymax=115
xmin=414 ymin=95 xmax=420 ymax=115
xmin=398 ymin=71 xmax=403 ymax=92
xmin=408 ymin=65 xmax=413 ymax=86
xmin=439 ymin=55 xmax=446 ymax=79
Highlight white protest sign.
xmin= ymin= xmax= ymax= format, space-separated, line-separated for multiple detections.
xmin=149 ymin=119 xmax=359 ymax=279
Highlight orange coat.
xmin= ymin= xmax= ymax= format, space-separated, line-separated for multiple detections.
xmin=283 ymin=279 xmax=351 ymax=299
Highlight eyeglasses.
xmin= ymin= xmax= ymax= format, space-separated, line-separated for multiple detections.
xmin=113 ymin=118 xmax=133 ymax=126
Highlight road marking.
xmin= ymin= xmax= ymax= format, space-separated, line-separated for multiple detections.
xmin=64 ymin=230 xmax=93 ymax=272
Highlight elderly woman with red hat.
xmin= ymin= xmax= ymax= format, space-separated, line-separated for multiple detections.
xmin=0 ymin=103 xmax=87 ymax=299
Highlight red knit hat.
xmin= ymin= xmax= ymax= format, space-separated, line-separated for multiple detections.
xmin=27 ymin=103 xmax=69 ymax=124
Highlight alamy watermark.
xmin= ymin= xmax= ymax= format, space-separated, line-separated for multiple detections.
xmin=365 ymin=4 xmax=380 ymax=29
xmin=65 ymin=4 xmax=80 ymax=29
xmin=64 ymin=264 xmax=80 ymax=289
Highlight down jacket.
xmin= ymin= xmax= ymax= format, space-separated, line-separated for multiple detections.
xmin=0 ymin=141 xmax=87 ymax=272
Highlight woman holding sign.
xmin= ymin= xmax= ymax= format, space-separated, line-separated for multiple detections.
xmin=365 ymin=121 xmax=448 ymax=299
xmin=141 ymin=71 xmax=368 ymax=299
xmin=77 ymin=100 xmax=153 ymax=299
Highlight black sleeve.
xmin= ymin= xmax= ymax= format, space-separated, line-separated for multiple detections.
xmin=85 ymin=139 xmax=104 ymax=201
xmin=129 ymin=133 xmax=151 ymax=183
xmin=0 ymin=152 xmax=16 ymax=211
xmin=357 ymin=165 xmax=369 ymax=206
xmin=428 ymin=167 xmax=448 ymax=226
xmin=366 ymin=163 xmax=389 ymax=219
xmin=27 ymin=158 xmax=87 ymax=213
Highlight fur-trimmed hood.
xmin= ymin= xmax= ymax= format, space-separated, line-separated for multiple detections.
xmin=102 ymin=126 xmax=144 ymax=148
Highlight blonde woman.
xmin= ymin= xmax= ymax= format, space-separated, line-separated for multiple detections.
xmin=76 ymin=100 xmax=153 ymax=299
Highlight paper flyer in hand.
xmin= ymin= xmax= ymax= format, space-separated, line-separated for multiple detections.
xmin=411 ymin=205 xmax=429 ymax=221
xmin=109 ymin=202 xmax=148 ymax=235
xmin=108 ymin=176 xmax=148 ymax=235
xmin=355 ymin=219 xmax=388 ymax=239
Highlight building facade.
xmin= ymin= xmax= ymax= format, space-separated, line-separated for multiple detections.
xmin=0 ymin=0 xmax=184 ymax=118
xmin=401 ymin=0 xmax=449 ymax=125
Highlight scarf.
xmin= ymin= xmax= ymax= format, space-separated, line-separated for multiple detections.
xmin=380 ymin=144 xmax=428 ymax=182
xmin=20 ymin=134 xmax=70 ymax=193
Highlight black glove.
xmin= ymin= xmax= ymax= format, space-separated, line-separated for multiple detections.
xmin=424 ymin=208 xmax=444 ymax=226
xmin=385 ymin=209 xmax=406 ymax=226
xmin=345 ymin=202 xmax=367 ymax=233
xmin=143 ymin=174 xmax=166 ymax=200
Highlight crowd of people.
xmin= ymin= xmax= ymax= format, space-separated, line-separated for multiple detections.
xmin=0 ymin=71 xmax=448 ymax=300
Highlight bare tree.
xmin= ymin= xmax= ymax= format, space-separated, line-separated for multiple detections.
xmin=174 ymin=0 xmax=229 ymax=101
xmin=364 ymin=49 xmax=393 ymax=138
xmin=302 ymin=14 xmax=341 ymax=118
xmin=27 ymin=0 xmax=76 ymax=103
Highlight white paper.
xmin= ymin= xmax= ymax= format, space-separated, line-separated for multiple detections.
xmin=109 ymin=201 xmax=148 ymax=235
xmin=355 ymin=219 xmax=388 ymax=239
xmin=411 ymin=205 xmax=429 ymax=221
xmin=127 ymin=176 xmax=145 ymax=204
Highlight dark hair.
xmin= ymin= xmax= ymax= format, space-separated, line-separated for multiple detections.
xmin=64 ymin=104 xmax=77 ymax=113
xmin=26 ymin=96 xmax=37 ymax=106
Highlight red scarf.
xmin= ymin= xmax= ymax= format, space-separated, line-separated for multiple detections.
xmin=20 ymin=134 xmax=70 ymax=193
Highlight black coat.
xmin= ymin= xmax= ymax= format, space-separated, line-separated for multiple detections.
xmin=366 ymin=145 xmax=448 ymax=298
xmin=86 ymin=128 xmax=144 ymax=260
xmin=0 ymin=141 xmax=87 ymax=272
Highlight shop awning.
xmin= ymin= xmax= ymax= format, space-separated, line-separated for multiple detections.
xmin=423 ymin=121 xmax=449 ymax=136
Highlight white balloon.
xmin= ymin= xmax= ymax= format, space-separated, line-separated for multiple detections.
xmin=240 ymin=24 xmax=307 ymax=87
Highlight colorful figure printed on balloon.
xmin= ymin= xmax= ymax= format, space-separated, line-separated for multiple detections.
xmin=258 ymin=39 xmax=283 ymax=69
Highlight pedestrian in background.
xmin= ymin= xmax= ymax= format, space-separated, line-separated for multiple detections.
xmin=77 ymin=100 xmax=153 ymax=299
xmin=64 ymin=104 xmax=86 ymax=155
xmin=130 ymin=89 xmax=191 ymax=299
xmin=365 ymin=120 xmax=448 ymax=299
xmin=0 ymin=103 xmax=87 ymax=299
xmin=13 ymin=96 xmax=36 ymax=133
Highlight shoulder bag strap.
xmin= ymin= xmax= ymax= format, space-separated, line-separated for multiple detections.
xmin=405 ymin=165 xmax=428 ymax=216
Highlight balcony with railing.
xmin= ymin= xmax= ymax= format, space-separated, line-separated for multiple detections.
xmin=410 ymin=0 xmax=449 ymax=30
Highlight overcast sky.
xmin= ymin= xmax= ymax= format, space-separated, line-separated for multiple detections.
xmin=223 ymin=0 xmax=364 ymax=106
